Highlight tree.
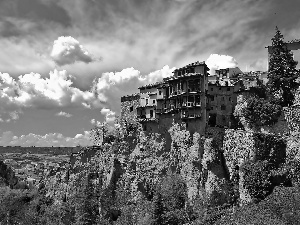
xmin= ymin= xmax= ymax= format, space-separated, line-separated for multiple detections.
xmin=241 ymin=96 xmax=282 ymax=128
xmin=267 ymin=27 xmax=299 ymax=106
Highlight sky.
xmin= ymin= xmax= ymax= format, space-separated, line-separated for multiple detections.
xmin=0 ymin=0 xmax=299 ymax=147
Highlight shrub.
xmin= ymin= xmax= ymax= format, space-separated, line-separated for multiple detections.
xmin=240 ymin=160 xmax=273 ymax=201
xmin=241 ymin=96 xmax=282 ymax=128
xmin=152 ymin=173 xmax=190 ymax=225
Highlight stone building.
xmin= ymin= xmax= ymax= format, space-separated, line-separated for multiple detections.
xmin=121 ymin=61 xmax=209 ymax=135
xmin=206 ymin=79 xmax=242 ymax=128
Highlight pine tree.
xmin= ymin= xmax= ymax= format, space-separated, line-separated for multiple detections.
xmin=267 ymin=26 xmax=299 ymax=106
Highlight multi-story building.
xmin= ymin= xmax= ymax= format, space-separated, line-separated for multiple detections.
xmin=206 ymin=79 xmax=242 ymax=128
xmin=121 ymin=61 xmax=209 ymax=135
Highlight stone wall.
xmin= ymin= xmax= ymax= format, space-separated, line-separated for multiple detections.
xmin=120 ymin=94 xmax=140 ymax=124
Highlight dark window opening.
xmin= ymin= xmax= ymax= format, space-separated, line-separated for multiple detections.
xmin=208 ymin=113 xmax=217 ymax=127
xmin=186 ymin=122 xmax=189 ymax=128
xmin=211 ymin=87 xmax=213 ymax=91
xmin=143 ymin=125 xmax=147 ymax=131
xmin=219 ymin=87 xmax=221 ymax=90
xmin=229 ymin=97 xmax=231 ymax=101
xmin=227 ymin=87 xmax=230 ymax=91
xmin=146 ymin=99 xmax=149 ymax=105
xmin=130 ymin=106 xmax=133 ymax=112
xmin=150 ymin=110 xmax=154 ymax=118
xmin=159 ymin=91 xmax=162 ymax=95
xmin=221 ymin=105 xmax=226 ymax=110
xmin=211 ymin=96 xmax=215 ymax=101
xmin=153 ymin=100 xmax=156 ymax=104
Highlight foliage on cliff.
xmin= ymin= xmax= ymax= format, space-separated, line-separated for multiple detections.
xmin=267 ymin=27 xmax=299 ymax=107
xmin=238 ymin=96 xmax=282 ymax=128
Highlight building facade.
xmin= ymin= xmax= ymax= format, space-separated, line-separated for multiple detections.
xmin=121 ymin=61 xmax=209 ymax=135
xmin=120 ymin=61 xmax=267 ymax=135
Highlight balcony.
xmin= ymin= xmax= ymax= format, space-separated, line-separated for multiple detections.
xmin=169 ymin=92 xmax=178 ymax=98
xmin=186 ymin=102 xmax=194 ymax=107
xmin=138 ymin=117 xmax=159 ymax=123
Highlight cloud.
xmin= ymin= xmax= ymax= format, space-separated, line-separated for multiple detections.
xmin=206 ymin=54 xmax=239 ymax=75
xmin=100 ymin=108 xmax=116 ymax=124
xmin=56 ymin=111 xmax=72 ymax=117
xmin=0 ymin=130 xmax=92 ymax=147
xmin=0 ymin=70 xmax=105 ymax=113
xmin=249 ymin=58 xmax=268 ymax=71
xmin=0 ymin=65 xmax=175 ymax=121
xmin=50 ymin=36 xmax=98 ymax=66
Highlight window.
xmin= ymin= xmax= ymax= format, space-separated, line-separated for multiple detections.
xmin=146 ymin=99 xmax=148 ymax=105
xmin=211 ymin=87 xmax=213 ymax=91
xmin=219 ymin=87 xmax=221 ymax=90
xmin=130 ymin=106 xmax=133 ymax=112
xmin=211 ymin=96 xmax=215 ymax=101
xmin=150 ymin=110 xmax=154 ymax=118
xmin=153 ymin=99 xmax=156 ymax=104
xmin=159 ymin=91 xmax=162 ymax=95
xmin=222 ymin=97 xmax=225 ymax=101
xmin=227 ymin=87 xmax=231 ymax=91
xmin=229 ymin=97 xmax=231 ymax=101
xmin=221 ymin=105 xmax=226 ymax=110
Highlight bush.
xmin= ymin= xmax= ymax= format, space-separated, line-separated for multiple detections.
xmin=152 ymin=173 xmax=190 ymax=225
xmin=240 ymin=160 xmax=273 ymax=201
xmin=241 ymin=96 xmax=282 ymax=128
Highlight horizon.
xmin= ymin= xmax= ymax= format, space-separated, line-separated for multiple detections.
xmin=0 ymin=0 xmax=299 ymax=147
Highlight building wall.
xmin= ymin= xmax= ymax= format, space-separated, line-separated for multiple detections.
xmin=120 ymin=94 xmax=140 ymax=123
xmin=207 ymin=82 xmax=240 ymax=128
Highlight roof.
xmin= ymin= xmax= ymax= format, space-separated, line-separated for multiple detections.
xmin=208 ymin=79 xmax=235 ymax=87
xmin=173 ymin=61 xmax=208 ymax=72
xmin=138 ymin=81 xmax=165 ymax=89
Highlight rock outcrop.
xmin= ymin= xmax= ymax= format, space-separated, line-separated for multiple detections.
xmin=202 ymin=138 xmax=233 ymax=206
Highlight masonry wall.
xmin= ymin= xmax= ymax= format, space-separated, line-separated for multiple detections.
xmin=120 ymin=94 xmax=140 ymax=124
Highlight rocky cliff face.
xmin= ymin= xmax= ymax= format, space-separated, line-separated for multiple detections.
xmin=202 ymin=138 xmax=233 ymax=206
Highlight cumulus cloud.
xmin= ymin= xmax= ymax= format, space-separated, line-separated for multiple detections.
xmin=0 ymin=130 xmax=92 ymax=147
xmin=100 ymin=108 xmax=116 ymax=124
xmin=0 ymin=70 xmax=105 ymax=113
xmin=206 ymin=54 xmax=239 ymax=75
xmin=56 ymin=111 xmax=72 ymax=117
xmin=140 ymin=65 xmax=175 ymax=84
xmin=50 ymin=36 xmax=97 ymax=66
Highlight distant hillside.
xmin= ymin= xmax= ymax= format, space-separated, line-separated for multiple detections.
xmin=0 ymin=146 xmax=82 ymax=155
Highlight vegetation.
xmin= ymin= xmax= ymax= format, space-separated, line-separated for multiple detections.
xmin=267 ymin=27 xmax=299 ymax=107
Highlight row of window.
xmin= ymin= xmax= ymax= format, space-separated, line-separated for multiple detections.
xmin=210 ymin=105 xmax=227 ymax=110
xmin=210 ymin=96 xmax=231 ymax=101
xmin=210 ymin=87 xmax=231 ymax=92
